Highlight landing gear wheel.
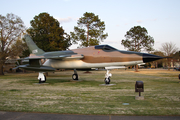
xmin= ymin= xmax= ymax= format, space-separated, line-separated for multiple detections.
xmin=104 ymin=77 xmax=111 ymax=84
xmin=72 ymin=74 xmax=78 ymax=80
xmin=39 ymin=78 xmax=42 ymax=83
xmin=44 ymin=76 xmax=46 ymax=82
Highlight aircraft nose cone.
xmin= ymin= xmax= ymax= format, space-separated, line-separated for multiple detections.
xmin=143 ymin=53 xmax=163 ymax=63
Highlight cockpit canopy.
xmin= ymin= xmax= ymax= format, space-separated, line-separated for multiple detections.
xmin=95 ymin=45 xmax=117 ymax=51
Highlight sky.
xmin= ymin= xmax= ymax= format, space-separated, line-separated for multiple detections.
xmin=1 ymin=0 xmax=180 ymax=51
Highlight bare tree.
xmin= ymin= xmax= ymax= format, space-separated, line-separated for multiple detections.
xmin=0 ymin=13 xmax=25 ymax=75
xmin=160 ymin=42 xmax=179 ymax=70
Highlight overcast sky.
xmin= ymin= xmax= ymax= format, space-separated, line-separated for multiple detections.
xmin=1 ymin=0 xmax=180 ymax=51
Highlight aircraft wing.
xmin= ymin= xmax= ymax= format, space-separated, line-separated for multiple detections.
xmin=16 ymin=53 xmax=84 ymax=72
xmin=19 ymin=54 xmax=84 ymax=60
xmin=56 ymin=54 xmax=84 ymax=60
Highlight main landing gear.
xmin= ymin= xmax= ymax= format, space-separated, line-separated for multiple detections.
xmin=37 ymin=69 xmax=79 ymax=83
xmin=72 ymin=69 xmax=79 ymax=80
xmin=104 ymin=69 xmax=112 ymax=84
xmin=38 ymin=72 xmax=46 ymax=83
xmin=71 ymin=69 xmax=112 ymax=84
xmin=37 ymin=69 xmax=111 ymax=84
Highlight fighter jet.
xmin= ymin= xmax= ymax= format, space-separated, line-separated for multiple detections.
xmin=17 ymin=34 xmax=163 ymax=84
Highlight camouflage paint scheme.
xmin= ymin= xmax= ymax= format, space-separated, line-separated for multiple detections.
xmin=18 ymin=35 xmax=162 ymax=71
xmin=43 ymin=46 xmax=143 ymax=69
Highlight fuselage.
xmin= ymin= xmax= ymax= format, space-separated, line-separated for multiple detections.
xmin=43 ymin=45 xmax=144 ymax=69
xmin=20 ymin=35 xmax=163 ymax=72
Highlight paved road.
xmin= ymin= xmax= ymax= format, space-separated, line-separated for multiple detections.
xmin=0 ymin=111 xmax=180 ymax=120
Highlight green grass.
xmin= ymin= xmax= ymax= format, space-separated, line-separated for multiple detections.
xmin=0 ymin=69 xmax=180 ymax=115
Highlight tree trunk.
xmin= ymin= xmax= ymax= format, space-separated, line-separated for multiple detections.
xmin=86 ymin=24 xmax=89 ymax=47
xmin=0 ymin=64 xmax=4 ymax=75
xmin=135 ymin=65 xmax=139 ymax=72
xmin=168 ymin=58 xmax=171 ymax=71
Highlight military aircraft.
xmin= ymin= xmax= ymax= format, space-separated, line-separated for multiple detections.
xmin=17 ymin=34 xmax=163 ymax=84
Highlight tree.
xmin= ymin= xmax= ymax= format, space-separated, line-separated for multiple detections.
xmin=121 ymin=26 xmax=154 ymax=72
xmin=0 ymin=13 xmax=25 ymax=75
xmin=160 ymin=42 xmax=179 ymax=70
xmin=70 ymin=12 xmax=108 ymax=47
xmin=160 ymin=42 xmax=178 ymax=57
xmin=171 ymin=51 xmax=180 ymax=68
xmin=10 ymin=38 xmax=27 ymax=57
xmin=121 ymin=26 xmax=154 ymax=52
xmin=173 ymin=51 xmax=180 ymax=59
xmin=27 ymin=12 xmax=71 ymax=52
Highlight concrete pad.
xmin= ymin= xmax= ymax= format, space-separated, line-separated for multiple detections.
xmin=70 ymin=80 xmax=82 ymax=82
xmin=99 ymin=84 xmax=116 ymax=86
xmin=135 ymin=96 xmax=144 ymax=100
xmin=33 ymin=83 xmax=49 ymax=85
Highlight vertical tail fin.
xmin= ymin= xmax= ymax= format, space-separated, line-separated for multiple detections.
xmin=24 ymin=34 xmax=45 ymax=55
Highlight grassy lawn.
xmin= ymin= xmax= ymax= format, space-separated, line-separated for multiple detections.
xmin=0 ymin=69 xmax=180 ymax=115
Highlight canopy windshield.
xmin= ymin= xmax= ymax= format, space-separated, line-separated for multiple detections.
xmin=95 ymin=45 xmax=117 ymax=51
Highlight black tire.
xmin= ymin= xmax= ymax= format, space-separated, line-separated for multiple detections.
xmin=72 ymin=74 xmax=78 ymax=80
xmin=104 ymin=77 xmax=110 ymax=84
xmin=39 ymin=78 xmax=42 ymax=83
xmin=44 ymin=75 xmax=46 ymax=82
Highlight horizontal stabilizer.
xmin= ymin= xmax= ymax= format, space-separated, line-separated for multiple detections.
xmin=18 ymin=65 xmax=56 ymax=72
xmin=19 ymin=54 xmax=84 ymax=60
